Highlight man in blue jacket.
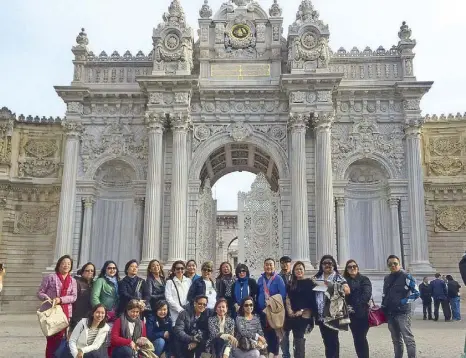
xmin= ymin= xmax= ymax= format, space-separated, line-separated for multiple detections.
xmin=257 ymin=258 xmax=286 ymax=358
xmin=430 ymin=273 xmax=452 ymax=321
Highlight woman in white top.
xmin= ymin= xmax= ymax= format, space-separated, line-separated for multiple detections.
xmin=165 ymin=260 xmax=192 ymax=326
xmin=68 ymin=304 xmax=110 ymax=358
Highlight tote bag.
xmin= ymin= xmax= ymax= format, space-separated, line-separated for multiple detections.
xmin=368 ymin=298 xmax=387 ymax=327
xmin=37 ymin=299 xmax=69 ymax=337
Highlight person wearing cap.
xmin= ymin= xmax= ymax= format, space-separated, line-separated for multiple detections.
xmin=188 ymin=261 xmax=217 ymax=309
xmin=279 ymin=256 xmax=292 ymax=358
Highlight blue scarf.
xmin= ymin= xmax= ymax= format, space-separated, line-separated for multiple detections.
xmin=234 ymin=276 xmax=249 ymax=304
xmin=105 ymin=274 xmax=118 ymax=293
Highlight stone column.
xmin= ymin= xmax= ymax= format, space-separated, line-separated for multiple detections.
xmin=167 ymin=113 xmax=191 ymax=263
xmin=404 ymin=115 xmax=433 ymax=272
xmin=53 ymin=121 xmax=82 ymax=262
xmin=314 ymin=112 xmax=336 ymax=259
xmin=288 ymin=113 xmax=311 ymax=265
xmin=335 ymin=197 xmax=349 ymax=265
xmin=79 ymin=196 xmax=95 ymax=265
xmin=388 ymin=197 xmax=402 ymax=258
xmin=142 ymin=113 xmax=165 ymax=264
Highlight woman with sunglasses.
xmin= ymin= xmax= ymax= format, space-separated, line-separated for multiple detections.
xmin=91 ymin=261 xmax=120 ymax=314
xmin=232 ymin=264 xmax=258 ymax=316
xmin=343 ymin=259 xmax=372 ymax=358
xmin=285 ymin=261 xmax=316 ymax=358
xmin=165 ymin=260 xmax=192 ymax=325
xmin=233 ymin=297 xmax=266 ymax=358
xmin=188 ymin=261 xmax=217 ymax=309
xmin=71 ymin=262 xmax=97 ymax=331
xmin=313 ymin=255 xmax=350 ymax=358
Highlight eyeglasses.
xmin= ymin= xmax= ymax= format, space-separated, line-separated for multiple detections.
xmin=84 ymin=269 xmax=95 ymax=273
xmin=107 ymin=267 xmax=117 ymax=270
xmin=388 ymin=262 xmax=399 ymax=267
xmin=202 ymin=268 xmax=212 ymax=272
xmin=239 ymin=270 xmax=247 ymax=273
xmin=347 ymin=265 xmax=358 ymax=270
xmin=175 ymin=267 xmax=185 ymax=271
xmin=197 ymin=302 xmax=207 ymax=307
xmin=322 ymin=261 xmax=334 ymax=266
xmin=244 ymin=303 xmax=254 ymax=308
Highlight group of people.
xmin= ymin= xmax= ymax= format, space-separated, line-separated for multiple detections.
xmin=35 ymin=252 xmax=455 ymax=358
xmin=419 ymin=273 xmax=462 ymax=322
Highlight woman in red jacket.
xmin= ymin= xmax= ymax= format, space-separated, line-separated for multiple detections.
xmin=110 ymin=299 xmax=147 ymax=357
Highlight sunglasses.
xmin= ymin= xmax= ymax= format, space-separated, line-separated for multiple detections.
xmin=388 ymin=262 xmax=399 ymax=267
xmin=107 ymin=267 xmax=117 ymax=270
xmin=244 ymin=303 xmax=254 ymax=308
xmin=197 ymin=302 xmax=207 ymax=307
xmin=202 ymin=268 xmax=212 ymax=272
xmin=175 ymin=267 xmax=185 ymax=271
xmin=347 ymin=265 xmax=358 ymax=270
xmin=239 ymin=270 xmax=247 ymax=273
xmin=322 ymin=261 xmax=334 ymax=266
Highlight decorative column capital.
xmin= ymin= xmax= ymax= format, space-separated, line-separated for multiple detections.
xmin=288 ymin=112 xmax=309 ymax=132
xmin=66 ymin=101 xmax=84 ymax=115
xmin=170 ymin=112 xmax=192 ymax=132
xmin=335 ymin=197 xmax=346 ymax=207
xmin=82 ymin=196 xmax=95 ymax=208
xmin=144 ymin=112 xmax=165 ymax=132
xmin=312 ymin=111 xmax=334 ymax=132
xmin=388 ymin=197 xmax=400 ymax=207
xmin=62 ymin=121 xmax=83 ymax=139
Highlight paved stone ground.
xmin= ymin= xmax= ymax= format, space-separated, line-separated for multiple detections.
xmin=0 ymin=314 xmax=464 ymax=358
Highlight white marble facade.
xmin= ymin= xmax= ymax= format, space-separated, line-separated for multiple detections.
xmin=52 ymin=0 xmax=435 ymax=274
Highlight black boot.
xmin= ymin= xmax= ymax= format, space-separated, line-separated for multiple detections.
xmin=293 ymin=338 xmax=306 ymax=358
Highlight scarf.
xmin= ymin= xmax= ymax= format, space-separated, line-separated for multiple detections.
xmin=120 ymin=312 xmax=143 ymax=342
xmin=221 ymin=276 xmax=235 ymax=298
xmin=57 ymin=273 xmax=72 ymax=320
xmin=105 ymin=274 xmax=118 ymax=293
xmin=234 ymin=277 xmax=249 ymax=304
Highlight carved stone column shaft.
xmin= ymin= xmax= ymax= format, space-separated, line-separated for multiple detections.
xmin=168 ymin=114 xmax=191 ymax=262
xmin=79 ymin=197 xmax=94 ymax=265
xmin=54 ymin=123 xmax=81 ymax=261
xmin=336 ymin=197 xmax=349 ymax=265
xmin=388 ymin=198 xmax=402 ymax=258
xmin=289 ymin=114 xmax=311 ymax=264
xmin=142 ymin=114 xmax=164 ymax=263
xmin=314 ymin=113 xmax=336 ymax=259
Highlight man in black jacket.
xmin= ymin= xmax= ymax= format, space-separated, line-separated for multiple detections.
xmin=446 ymin=275 xmax=461 ymax=321
xmin=419 ymin=277 xmax=433 ymax=320
xmin=430 ymin=273 xmax=452 ymax=321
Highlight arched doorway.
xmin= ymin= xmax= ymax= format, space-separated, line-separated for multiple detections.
xmin=188 ymin=139 xmax=289 ymax=275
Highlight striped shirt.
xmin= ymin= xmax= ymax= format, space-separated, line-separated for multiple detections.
xmin=87 ymin=328 xmax=99 ymax=345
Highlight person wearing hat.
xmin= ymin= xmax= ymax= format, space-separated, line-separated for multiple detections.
xmin=118 ymin=259 xmax=149 ymax=316
xmin=279 ymin=256 xmax=292 ymax=358
xmin=188 ymin=261 xmax=217 ymax=309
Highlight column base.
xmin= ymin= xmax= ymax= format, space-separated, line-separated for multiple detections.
xmin=408 ymin=261 xmax=436 ymax=274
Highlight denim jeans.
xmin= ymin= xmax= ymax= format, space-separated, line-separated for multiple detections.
xmin=387 ymin=313 xmax=416 ymax=358
xmin=450 ymin=296 xmax=461 ymax=320
xmin=280 ymin=329 xmax=291 ymax=358
xmin=153 ymin=337 xmax=169 ymax=357
xmin=111 ymin=346 xmax=134 ymax=358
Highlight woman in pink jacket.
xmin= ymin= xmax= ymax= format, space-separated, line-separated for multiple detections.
xmin=37 ymin=254 xmax=78 ymax=358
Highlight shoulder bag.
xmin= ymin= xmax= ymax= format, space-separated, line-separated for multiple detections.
xmin=37 ymin=299 xmax=69 ymax=337
xmin=368 ymin=298 xmax=387 ymax=327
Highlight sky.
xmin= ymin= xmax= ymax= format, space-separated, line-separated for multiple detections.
xmin=1 ymin=0 xmax=465 ymax=209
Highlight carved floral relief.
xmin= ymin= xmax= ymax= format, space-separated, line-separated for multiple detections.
xmin=18 ymin=138 xmax=61 ymax=178
xmin=14 ymin=206 xmax=50 ymax=234
xmin=435 ymin=206 xmax=466 ymax=232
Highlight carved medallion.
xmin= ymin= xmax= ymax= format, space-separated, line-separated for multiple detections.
xmin=301 ymin=31 xmax=318 ymax=49
xmin=231 ymin=24 xmax=250 ymax=39
xmin=436 ymin=206 xmax=466 ymax=232
xmin=228 ymin=122 xmax=252 ymax=142
xmin=14 ymin=207 xmax=49 ymax=234
xmin=429 ymin=157 xmax=463 ymax=176
xmin=24 ymin=140 xmax=57 ymax=159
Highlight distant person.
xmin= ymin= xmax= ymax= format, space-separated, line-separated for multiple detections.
xmin=0 ymin=264 xmax=5 ymax=293
xmin=381 ymin=255 xmax=419 ymax=358
xmin=430 ymin=273 xmax=451 ymax=322
xmin=419 ymin=277 xmax=433 ymax=320
xmin=446 ymin=275 xmax=461 ymax=321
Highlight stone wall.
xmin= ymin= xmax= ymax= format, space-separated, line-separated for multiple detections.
xmin=423 ymin=115 xmax=466 ymax=278
xmin=0 ymin=107 xmax=63 ymax=312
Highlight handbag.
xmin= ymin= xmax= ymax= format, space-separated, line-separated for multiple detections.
xmin=368 ymin=298 xmax=387 ymax=327
xmin=37 ymin=299 xmax=69 ymax=337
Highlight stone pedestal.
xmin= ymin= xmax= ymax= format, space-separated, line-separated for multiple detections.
xmin=141 ymin=113 xmax=165 ymax=265
xmin=288 ymin=113 xmax=312 ymax=267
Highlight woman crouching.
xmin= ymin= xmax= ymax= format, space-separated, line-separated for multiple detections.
xmin=110 ymin=299 xmax=147 ymax=357
xmin=207 ymin=298 xmax=237 ymax=357
xmin=67 ymin=304 xmax=110 ymax=358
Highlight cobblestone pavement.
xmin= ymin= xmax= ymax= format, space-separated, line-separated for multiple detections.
xmin=0 ymin=314 xmax=464 ymax=358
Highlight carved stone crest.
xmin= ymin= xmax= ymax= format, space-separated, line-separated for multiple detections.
xmin=228 ymin=122 xmax=252 ymax=142
xmin=436 ymin=206 xmax=466 ymax=232
xmin=14 ymin=206 xmax=50 ymax=234
xmin=429 ymin=157 xmax=463 ymax=176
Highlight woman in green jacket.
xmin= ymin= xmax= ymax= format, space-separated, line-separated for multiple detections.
xmin=91 ymin=260 xmax=120 ymax=318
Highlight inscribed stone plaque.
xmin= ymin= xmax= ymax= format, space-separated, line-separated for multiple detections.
xmin=210 ymin=63 xmax=271 ymax=80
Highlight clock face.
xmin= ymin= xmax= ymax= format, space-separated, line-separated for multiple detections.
xmin=231 ymin=24 xmax=250 ymax=39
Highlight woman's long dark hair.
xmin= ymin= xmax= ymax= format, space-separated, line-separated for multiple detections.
xmin=217 ymin=262 xmax=233 ymax=280
xmin=98 ymin=260 xmax=121 ymax=281
xmin=289 ymin=261 xmax=305 ymax=291
xmin=169 ymin=260 xmax=186 ymax=279
xmin=343 ymin=259 xmax=358 ymax=279
xmin=87 ymin=304 xmax=108 ymax=329
xmin=235 ymin=263 xmax=250 ymax=278
xmin=315 ymin=255 xmax=339 ymax=277
xmin=77 ymin=262 xmax=96 ymax=280
xmin=238 ymin=296 xmax=255 ymax=317
xmin=184 ymin=259 xmax=197 ymax=278
xmin=147 ymin=259 xmax=165 ymax=281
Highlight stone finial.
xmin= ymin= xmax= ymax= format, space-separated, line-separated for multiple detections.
xmin=199 ymin=0 xmax=212 ymax=19
xmin=269 ymin=0 xmax=282 ymax=17
xmin=75 ymin=28 xmax=89 ymax=47
xmin=296 ymin=0 xmax=319 ymax=22
xmin=398 ymin=21 xmax=413 ymax=42
xmin=162 ymin=0 xmax=186 ymax=27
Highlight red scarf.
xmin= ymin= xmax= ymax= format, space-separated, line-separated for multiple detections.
xmin=57 ymin=273 xmax=72 ymax=320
